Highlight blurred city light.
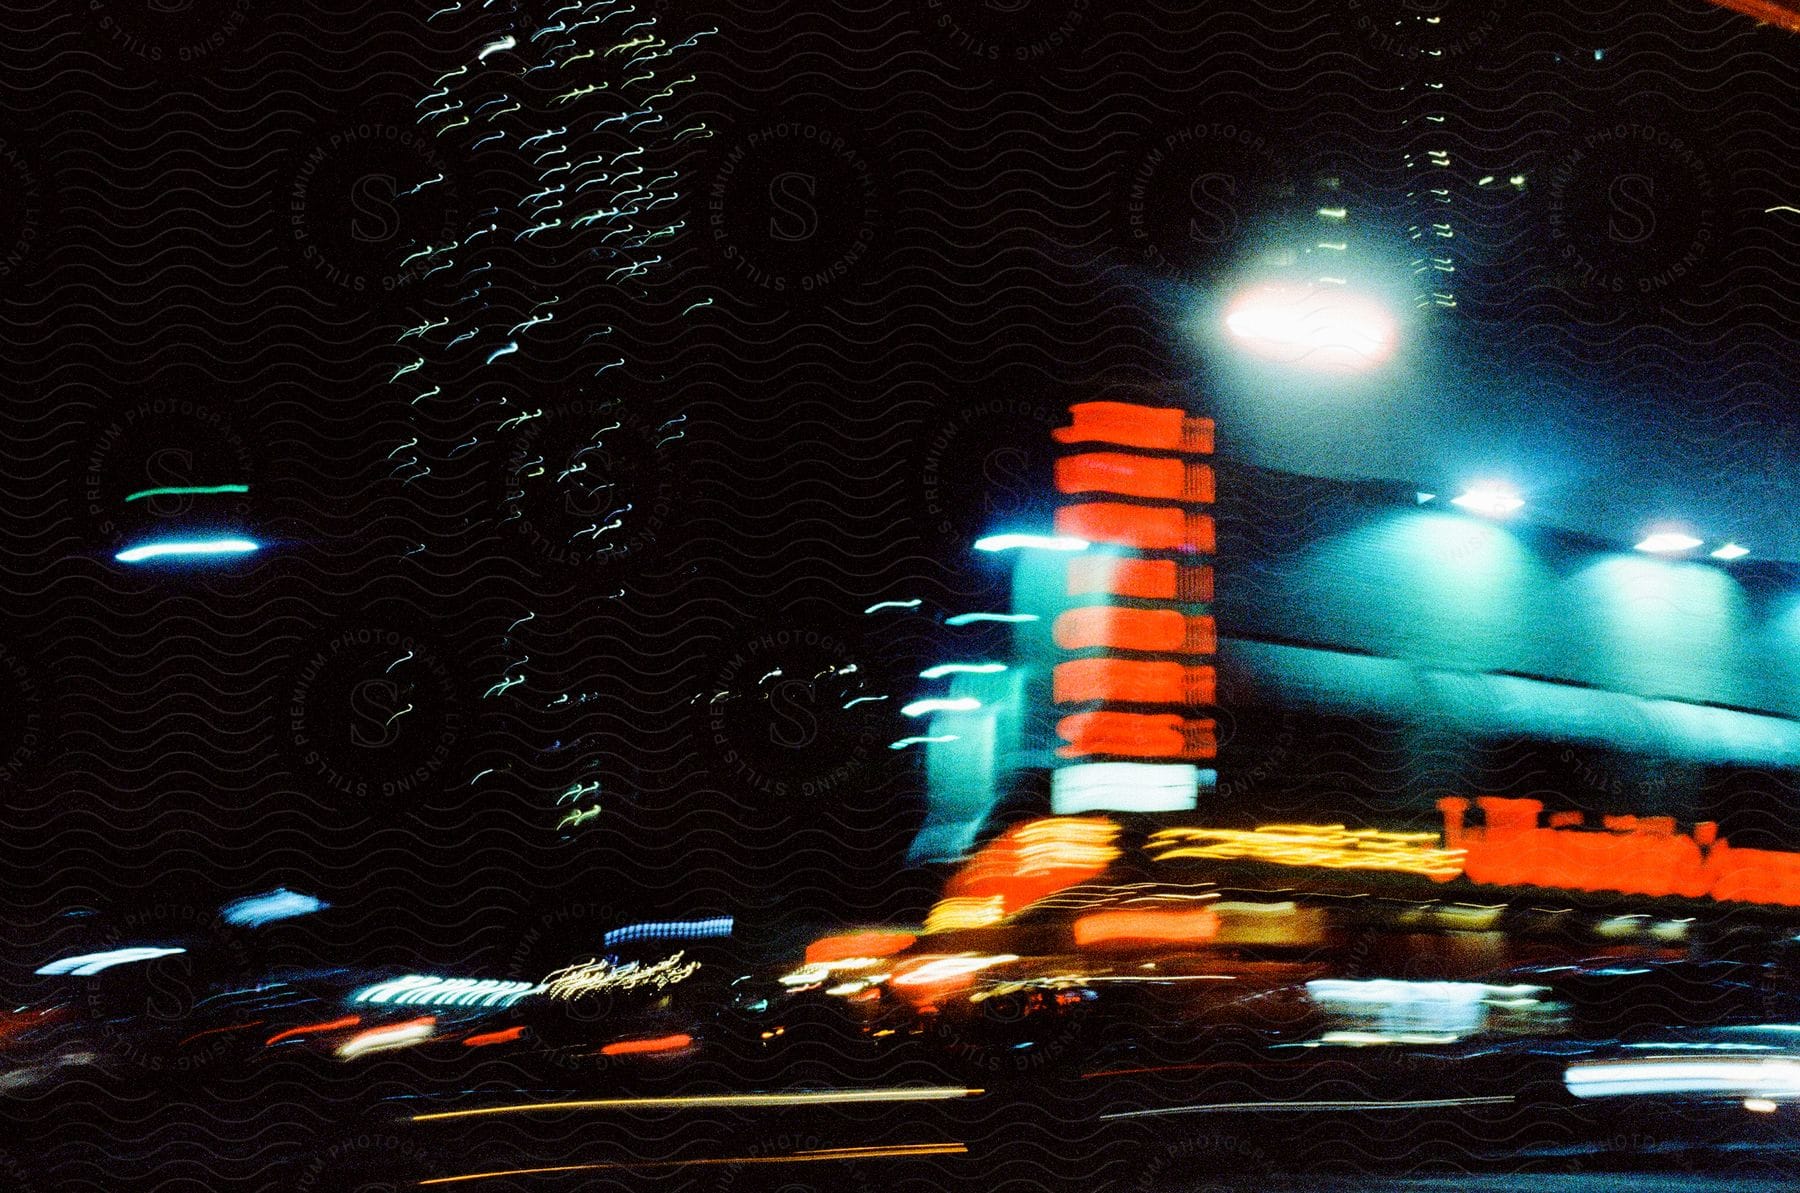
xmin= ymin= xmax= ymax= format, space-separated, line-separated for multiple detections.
xmin=919 ymin=662 xmax=1008 ymax=679
xmin=973 ymin=533 xmax=1089 ymax=553
xmin=1222 ymin=280 xmax=1398 ymax=372
xmin=1449 ymin=485 xmax=1523 ymax=517
xmin=36 ymin=946 xmax=187 ymax=976
xmin=221 ymin=887 xmax=328 ymax=927
xmin=902 ymin=697 xmax=981 ymax=717
xmin=115 ymin=536 xmax=259 ymax=564
xmin=1635 ymin=531 xmax=1703 ymax=554
xmin=1712 ymin=542 xmax=1750 ymax=561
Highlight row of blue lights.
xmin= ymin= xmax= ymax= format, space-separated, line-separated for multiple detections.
xmin=1422 ymin=485 xmax=1749 ymax=562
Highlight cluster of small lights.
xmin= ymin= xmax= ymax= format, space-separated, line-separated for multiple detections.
xmin=600 ymin=917 xmax=733 ymax=950
xmin=542 ymin=951 xmax=700 ymax=999
xmin=352 ymin=975 xmax=541 ymax=1008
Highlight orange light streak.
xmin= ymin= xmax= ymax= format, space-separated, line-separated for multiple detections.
xmin=805 ymin=931 xmax=917 ymax=965
xmin=1073 ymin=908 xmax=1221 ymax=948
xmin=599 ymin=1032 xmax=693 ymax=1056
xmin=265 ymin=1014 xmax=362 ymax=1046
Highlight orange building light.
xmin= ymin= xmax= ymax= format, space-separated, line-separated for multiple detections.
xmin=1054 ymin=607 xmax=1217 ymax=654
xmin=1073 ymin=908 xmax=1220 ymax=949
xmin=1053 ymin=401 xmax=1215 ymax=454
xmin=1066 ymin=557 xmax=1213 ymax=603
xmin=1056 ymin=453 xmax=1215 ymax=503
xmin=805 ymin=931 xmax=918 ymax=965
xmin=1056 ymin=711 xmax=1218 ymax=760
xmin=1054 ymin=658 xmax=1217 ymax=706
xmin=1055 ymin=503 xmax=1215 ymax=552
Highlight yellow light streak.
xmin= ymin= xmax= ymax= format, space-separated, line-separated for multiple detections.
xmin=418 ymin=1142 xmax=969 ymax=1185
xmin=409 ymin=1087 xmax=985 ymax=1123
xmin=1147 ymin=824 xmax=1464 ymax=880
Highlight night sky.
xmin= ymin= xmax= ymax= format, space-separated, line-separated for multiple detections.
xmin=1 ymin=0 xmax=1796 ymax=964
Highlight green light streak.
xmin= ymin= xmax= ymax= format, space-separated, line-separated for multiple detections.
xmin=123 ymin=484 xmax=248 ymax=504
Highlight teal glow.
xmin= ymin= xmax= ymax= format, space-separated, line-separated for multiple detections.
xmin=123 ymin=484 xmax=248 ymax=504
xmin=901 ymin=697 xmax=981 ymax=718
xmin=945 ymin=613 xmax=1037 ymax=626
xmin=1573 ymin=556 xmax=1748 ymax=705
xmin=1289 ymin=510 xmax=1540 ymax=673
xmin=115 ymin=537 xmax=259 ymax=564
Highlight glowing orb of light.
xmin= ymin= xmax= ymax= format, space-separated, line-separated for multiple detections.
xmin=1222 ymin=281 xmax=1399 ymax=373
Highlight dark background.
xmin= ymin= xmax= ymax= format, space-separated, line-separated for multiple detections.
xmin=1 ymin=0 xmax=1796 ymax=967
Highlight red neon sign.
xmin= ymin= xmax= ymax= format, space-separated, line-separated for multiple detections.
xmin=1055 ymin=502 xmax=1215 ymax=552
xmin=1056 ymin=711 xmax=1218 ymax=760
xmin=1053 ymin=658 xmax=1217 ymax=706
xmin=1054 ymin=607 xmax=1217 ymax=654
xmin=1053 ymin=401 xmax=1215 ymax=453
xmin=1056 ymin=453 xmax=1214 ymax=503
xmin=1066 ymin=557 xmax=1213 ymax=602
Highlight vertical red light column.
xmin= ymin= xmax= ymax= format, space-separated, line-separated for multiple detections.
xmin=1047 ymin=401 xmax=1217 ymax=813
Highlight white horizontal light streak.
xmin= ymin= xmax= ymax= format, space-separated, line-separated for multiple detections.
xmin=36 ymin=946 xmax=187 ymax=976
xmin=352 ymin=975 xmax=540 ymax=1008
xmin=1102 ymin=1095 xmax=1515 ymax=1119
xmin=1565 ymin=1057 xmax=1800 ymax=1100
xmin=115 ymin=537 xmax=259 ymax=563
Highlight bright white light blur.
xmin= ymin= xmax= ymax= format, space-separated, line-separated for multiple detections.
xmin=1635 ymin=532 xmax=1704 ymax=554
xmin=973 ymin=534 xmax=1089 ymax=553
xmin=892 ymin=954 xmax=1019 ymax=987
xmin=37 ymin=946 xmax=187 ymax=976
xmin=1222 ymin=281 xmax=1398 ymax=372
xmin=1052 ymin=763 xmax=1201 ymax=814
xmin=221 ymin=887 xmax=327 ymax=927
xmin=338 ymin=1018 xmax=435 ymax=1059
xmin=919 ymin=663 xmax=1008 ymax=679
xmin=1711 ymin=543 xmax=1750 ymax=561
xmin=901 ymin=697 xmax=982 ymax=718
xmin=1449 ymin=486 xmax=1523 ymax=517
xmin=115 ymin=537 xmax=259 ymax=564
xmin=1565 ymin=1057 xmax=1800 ymax=1099
xmin=353 ymin=975 xmax=540 ymax=1008
xmin=1746 ymin=1098 xmax=1780 ymax=1113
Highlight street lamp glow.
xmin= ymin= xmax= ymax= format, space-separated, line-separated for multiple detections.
xmin=919 ymin=663 xmax=1008 ymax=679
xmin=1222 ymin=280 xmax=1398 ymax=372
xmin=1711 ymin=543 xmax=1750 ymax=561
xmin=901 ymin=697 xmax=982 ymax=718
xmin=1449 ymin=486 xmax=1523 ymax=517
xmin=115 ymin=537 xmax=259 ymax=564
xmin=1635 ymin=532 xmax=1703 ymax=554
xmin=973 ymin=534 xmax=1088 ymax=553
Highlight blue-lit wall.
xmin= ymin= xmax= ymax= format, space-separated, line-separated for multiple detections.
xmin=1212 ymin=467 xmax=1800 ymax=838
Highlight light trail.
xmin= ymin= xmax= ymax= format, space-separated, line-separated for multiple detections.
xmin=123 ymin=484 xmax=248 ymax=503
xmin=410 ymin=1087 xmax=985 ymax=1122
xmin=418 ymin=1143 xmax=968 ymax=1185
xmin=115 ymin=538 xmax=258 ymax=564
xmin=1102 ymin=1095 xmax=1515 ymax=1119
